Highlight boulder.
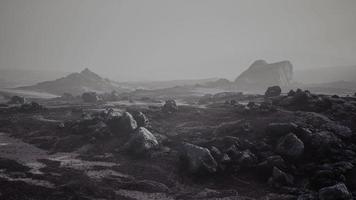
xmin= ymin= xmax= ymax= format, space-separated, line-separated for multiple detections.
xmin=268 ymin=167 xmax=294 ymax=188
xmin=133 ymin=111 xmax=149 ymax=127
xmin=81 ymin=92 xmax=100 ymax=103
xmin=276 ymin=133 xmax=304 ymax=160
xmin=308 ymin=131 xmax=342 ymax=153
xmin=162 ymin=99 xmax=178 ymax=113
xmin=318 ymin=183 xmax=352 ymax=200
xmin=265 ymin=86 xmax=282 ymax=97
xmin=106 ymin=112 xmax=137 ymax=136
xmin=180 ymin=142 xmax=218 ymax=174
xmin=266 ymin=123 xmax=297 ymax=138
xmin=123 ymin=127 xmax=159 ymax=155
xmin=8 ymin=96 xmax=26 ymax=104
xmin=321 ymin=123 xmax=353 ymax=139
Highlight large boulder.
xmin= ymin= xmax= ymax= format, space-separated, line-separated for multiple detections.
xmin=106 ymin=112 xmax=137 ymax=136
xmin=8 ymin=96 xmax=26 ymax=104
xmin=266 ymin=123 xmax=297 ymax=138
xmin=133 ymin=111 xmax=149 ymax=127
xmin=235 ymin=60 xmax=293 ymax=91
xmin=276 ymin=133 xmax=304 ymax=160
xmin=81 ymin=92 xmax=100 ymax=103
xmin=268 ymin=167 xmax=294 ymax=188
xmin=318 ymin=183 xmax=352 ymax=200
xmin=123 ymin=127 xmax=159 ymax=155
xmin=265 ymin=86 xmax=282 ymax=97
xmin=162 ymin=99 xmax=178 ymax=113
xmin=180 ymin=142 xmax=218 ymax=174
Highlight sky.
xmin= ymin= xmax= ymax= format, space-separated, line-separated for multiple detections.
xmin=0 ymin=0 xmax=355 ymax=81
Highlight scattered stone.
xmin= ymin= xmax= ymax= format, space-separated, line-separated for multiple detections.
xmin=318 ymin=183 xmax=352 ymax=200
xmin=180 ymin=142 xmax=218 ymax=174
xmin=81 ymin=92 xmax=100 ymax=103
xmin=276 ymin=133 xmax=304 ymax=160
xmin=162 ymin=99 xmax=178 ymax=113
xmin=265 ymin=86 xmax=282 ymax=97
xmin=123 ymin=127 xmax=159 ymax=155
xmin=133 ymin=111 xmax=149 ymax=127
xmin=268 ymin=167 xmax=294 ymax=188
xmin=8 ymin=96 xmax=26 ymax=104
xmin=266 ymin=123 xmax=297 ymax=138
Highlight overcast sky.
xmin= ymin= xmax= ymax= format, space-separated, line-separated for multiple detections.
xmin=0 ymin=0 xmax=355 ymax=81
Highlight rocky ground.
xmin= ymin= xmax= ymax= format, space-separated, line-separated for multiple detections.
xmin=0 ymin=88 xmax=355 ymax=200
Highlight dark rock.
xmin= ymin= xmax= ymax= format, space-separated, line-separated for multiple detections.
xmin=8 ymin=96 xmax=26 ymax=104
xmin=265 ymin=86 xmax=282 ymax=97
xmin=318 ymin=183 xmax=352 ymax=200
xmin=320 ymin=123 xmax=353 ymax=139
xmin=133 ymin=111 xmax=149 ymax=127
xmin=81 ymin=92 xmax=100 ymax=103
xmin=123 ymin=127 xmax=159 ymax=155
xmin=107 ymin=112 xmax=137 ymax=136
xmin=311 ymin=170 xmax=345 ymax=189
xmin=276 ymin=133 xmax=304 ymax=160
xmin=268 ymin=167 xmax=294 ymax=188
xmin=236 ymin=149 xmax=258 ymax=167
xmin=162 ymin=99 xmax=178 ymax=113
xmin=19 ymin=102 xmax=45 ymax=112
xmin=264 ymin=193 xmax=297 ymax=200
xmin=180 ymin=142 xmax=218 ymax=174
xmin=257 ymin=155 xmax=287 ymax=175
xmin=266 ymin=123 xmax=297 ymax=138
xmin=288 ymin=90 xmax=296 ymax=96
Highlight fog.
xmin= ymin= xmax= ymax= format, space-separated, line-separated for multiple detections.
xmin=0 ymin=0 xmax=356 ymax=81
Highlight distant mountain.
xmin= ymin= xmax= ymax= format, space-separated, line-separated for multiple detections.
xmin=234 ymin=60 xmax=293 ymax=91
xmin=294 ymin=65 xmax=356 ymax=84
xmin=19 ymin=68 xmax=126 ymax=95
xmin=0 ymin=69 xmax=69 ymax=88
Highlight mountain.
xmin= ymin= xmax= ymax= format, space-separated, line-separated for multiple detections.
xmin=234 ymin=60 xmax=293 ymax=91
xmin=294 ymin=65 xmax=356 ymax=84
xmin=0 ymin=69 xmax=69 ymax=88
xmin=19 ymin=68 xmax=125 ymax=95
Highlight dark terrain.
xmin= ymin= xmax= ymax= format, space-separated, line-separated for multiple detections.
xmin=0 ymin=87 xmax=355 ymax=200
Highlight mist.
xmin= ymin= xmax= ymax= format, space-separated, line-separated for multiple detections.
xmin=1 ymin=0 xmax=356 ymax=81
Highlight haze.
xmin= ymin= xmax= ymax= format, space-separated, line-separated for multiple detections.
xmin=0 ymin=0 xmax=356 ymax=81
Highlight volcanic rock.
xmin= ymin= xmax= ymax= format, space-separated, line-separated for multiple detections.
xmin=265 ymin=86 xmax=282 ymax=97
xmin=162 ymin=99 xmax=178 ymax=113
xmin=318 ymin=183 xmax=352 ymax=200
xmin=276 ymin=133 xmax=304 ymax=160
xmin=123 ymin=127 xmax=159 ymax=155
xmin=180 ymin=142 xmax=218 ymax=174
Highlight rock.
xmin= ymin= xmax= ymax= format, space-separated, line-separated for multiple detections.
xmin=81 ymin=92 xmax=100 ymax=103
xmin=264 ymin=193 xmax=297 ymax=200
xmin=320 ymin=123 xmax=353 ymax=139
xmin=19 ymin=102 xmax=45 ymax=112
xmin=311 ymin=170 xmax=345 ymax=189
xmin=8 ymin=96 xmax=26 ymax=104
xmin=180 ymin=142 xmax=218 ymax=174
xmin=308 ymin=131 xmax=342 ymax=154
xmin=318 ymin=183 xmax=352 ymax=200
xmin=288 ymin=90 xmax=296 ymax=96
xmin=123 ymin=127 xmax=159 ymax=155
xmin=276 ymin=133 xmax=304 ymax=160
xmin=162 ymin=99 xmax=178 ymax=113
xmin=293 ymin=89 xmax=311 ymax=104
xmin=268 ymin=167 xmax=294 ymax=187
xmin=133 ymin=111 xmax=149 ymax=127
xmin=265 ymin=86 xmax=282 ymax=97
xmin=257 ymin=155 xmax=287 ymax=175
xmin=266 ymin=123 xmax=297 ymax=138
xmin=236 ymin=149 xmax=258 ymax=167
xmin=107 ymin=112 xmax=137 ymax=136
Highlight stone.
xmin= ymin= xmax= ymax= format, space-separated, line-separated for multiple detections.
xmin=268 ymin=167 xmax=294 ymax=188
xmin=318 ymin=183 xmax=352 ymax=200
xmin=8 ymin=96 xmax=26 ymax=104
xmin=81 ymin=92 xmax=100 ymax=103
xmin=265 ymin=86 xmax=282 ymax=97
xmin=276 ymin=133 xmax=304 ymax=160
xmin=180 ymin=142 xmax=218 ymax=174
xmin=162 ymin=99 xmax=178 ymax=113
xmin=124 ymin=127 xmax=159 ymax=155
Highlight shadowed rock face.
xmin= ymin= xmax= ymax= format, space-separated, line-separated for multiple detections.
xmin=235 ymin=60 xmax=293 ymax=91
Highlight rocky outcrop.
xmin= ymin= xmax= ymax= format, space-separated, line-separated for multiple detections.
xmin=235 ymin=60 xmax=293 ymax=91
